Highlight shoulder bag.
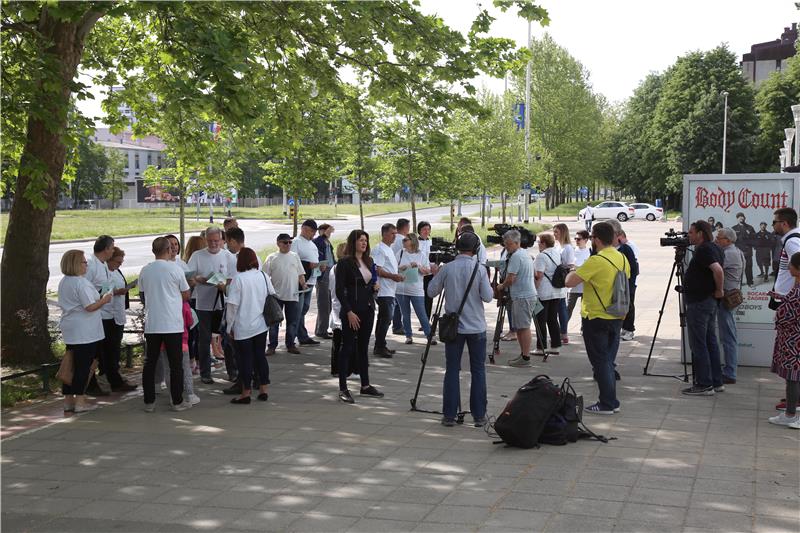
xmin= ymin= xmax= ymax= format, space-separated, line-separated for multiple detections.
xmin=722 ymin=250 xmax=745 ymax=310
xmin=438 ymin=259 xmax=481 ymax=343
xmin=261 ymin=272 xmax=284 ymax=326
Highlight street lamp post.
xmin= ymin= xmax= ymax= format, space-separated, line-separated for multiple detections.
xmin=523 ymin=19 xmax=532 ymax=224
xmin=792 ymin=104 xmax=800 ymax=166
xmin=721 ymin=91 xmax=729 ymax=174
xmin=784 ymin=128 xmax=795 ymax=167
xmin=780 ymin=148 xmax=788 ymax=170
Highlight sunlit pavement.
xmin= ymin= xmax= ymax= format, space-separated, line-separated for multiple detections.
xmin=3 ymin=218 xmax=798 ymax=532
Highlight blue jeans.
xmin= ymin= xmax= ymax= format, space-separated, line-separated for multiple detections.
xmin=296 ymin=289 xmax=313 ymax=342
xmin=717 ymin=302 xmax=737 ymax=380
xmin=268 ymin=299 xmax=300 ymax=349
xmin=395 ymin=294 xmax=431 ymax=338
xmin=685 ymin=297 xmax=723 ymax=388
xmin=392 ymin=298 xmax=403 ymax=332
xmin=374 ymin=296 xmax=396 ymax=350
xmin=443 ymin=332 xmax=487 ymax=421
xmin=582 ymin=318 xmax=622 ymax=410
xmin=558 ymin=298 xmax=568 ymax=335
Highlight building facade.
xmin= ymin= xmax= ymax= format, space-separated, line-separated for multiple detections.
xmin=741 ymin=23 xmax=798 ymax=88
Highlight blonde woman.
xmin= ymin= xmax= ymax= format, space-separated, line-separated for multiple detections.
xmin=553 ymin=223 xmax=575 ymax=344
xmin=395 ymin=233 xmax=435 ymax=344
xmin=58 ymin=250 xmax=113 ymax=413
xmin=182 ymin=235 xmax=206 ymax=373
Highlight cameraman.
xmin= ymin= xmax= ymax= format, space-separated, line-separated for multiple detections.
xmin=682 ymin=220 xmax=725 ymax=396
xmin=427 ymin=232 xmax=493 ymax=427
xmin=493 ymin=230 xmax=537 ymax=368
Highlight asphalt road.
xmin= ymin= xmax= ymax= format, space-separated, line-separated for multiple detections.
xmin=43 ymin=204 xmax=484 ymax=290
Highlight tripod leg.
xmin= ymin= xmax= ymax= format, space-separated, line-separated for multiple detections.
xmin=410 ymin=293 xmax=444 ymax=411
xmin=491 ymin=302 xmax=505 ymax=364
xmin=530 ymin=304 xmax=548 ymax=362
xmin=643 ymin=261 xmax=677 ymax=375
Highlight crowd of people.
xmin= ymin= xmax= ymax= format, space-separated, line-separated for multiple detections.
xmin=56 ymin=209 xmax=800 ymax=430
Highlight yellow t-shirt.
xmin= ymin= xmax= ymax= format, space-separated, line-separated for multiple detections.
xmin=576 ymin=247 xmax=631 ymax=320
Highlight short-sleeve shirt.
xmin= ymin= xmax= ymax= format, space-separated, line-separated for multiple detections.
xmin=776 ymin=230 xmax=800 ymax=296
xmin=534 ymin=248 xmax=566 ymax=301
xmin=85 ymin=254 xmax=114 ymax=320
xmin=227 ymin=251 xmax=261 ymax=280
xmin=187 ymin=248 xmax=232 ymax=311
xmin=264 ymin=251 xmax=305 ymax=302
xmin=109 ymin=269 xmax=127 ymax=326
xmin=559 ymin=243 xmax=576 ymax=266
xmin=373 ymin=242 xmax=399 ymax=297
xmin=506 ymin=250 xmax=536 ymax=300
xmin=570 ymin=247 xmax=591 ymax=294
xmin=226 ymin=269 xmax=269 ymax=339
xmin=395 ymin=250 xmax=430 ymax=297
xmin=291 ymin=236 xmax=320 ymax=286
xmin=139 ymin=259 xmax=190 ymax=334
xmin=58 ymin=275 xmax=104 ymax=345
xmin=683 ymin=241 xmax=724 ymax=304
xmin=577 ymin=247 xmax=631 ymax=320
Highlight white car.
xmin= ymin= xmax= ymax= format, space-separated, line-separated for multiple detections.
xmin=581 ymin=201 xmax=636 ymax=222
xmin=630 ymin=202 xmax=664 ymax=221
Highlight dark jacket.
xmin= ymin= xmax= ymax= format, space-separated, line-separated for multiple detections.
xmin=312 ymin=235 xmax=335 ymax=264
xmin=335 ymin=256 xmax=377 ymax=316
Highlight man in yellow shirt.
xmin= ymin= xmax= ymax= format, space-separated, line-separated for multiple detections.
xmin=565 ymin=222 xmax=630 ymax=415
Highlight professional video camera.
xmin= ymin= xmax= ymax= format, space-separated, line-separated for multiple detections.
xmin=659 ymin=228 xmax=690 ymax=248
xmin=485 ymin=224 xmax=536 ymax=248
xmin=428 ymin=236 xmax=458 ymax=264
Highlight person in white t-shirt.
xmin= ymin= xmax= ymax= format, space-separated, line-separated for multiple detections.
xmin=264 ymin=233 xmax=307 ymax=355
xmin=104 ymin=247 xmax=137 ymax=392
xmin=291 ymin=219 xmax=324 ymax=346
xmin=533 ymin=233 xmax=566 ymax=356
xmin=372 ymin=223 xmax=405 ymax=358
xmin=165 ymin=234 xmax=190 ymax=272
xmin=187 ymin=227 xmax=233 ymax=384
xmin=395 ymin=233 xmax=436 ymax=345
xmin=58 ymin=250 xmax=113 ymax=414
xmin=225 ymin=226 xmax=261 ymax=276
xmin=553 ymin=223 xmax=575 ymax=345
xmin=328 ymin=242 xmax=347 ymax=376
xmin=227 ymin=247 xmax=273 ymax=404
xmin=417 ymin=221 xmax=438 ymax=318
xmin=390 ymin=218 xmax=412 ymax=334
xmin=139 ymin=237 xmax=191 ymax=412
xmin=566 ymin=230 xmax=591 ymax=325
xmin=85 ymin=235 xmax=115 ymax=396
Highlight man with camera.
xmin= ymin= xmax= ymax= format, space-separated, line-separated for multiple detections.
xmin=427 ymin=232 xmax=493 ymax=427
xmin=682 ymin=220 xmax=725 ymax=396
xmin=493 ymin=230 xmax=537 ymax=368
xmin=714 ymin=228 xmax=744 ymax=384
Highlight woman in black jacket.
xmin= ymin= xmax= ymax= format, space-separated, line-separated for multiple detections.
xmin=335 ymin=230 xmax=384 ymax=403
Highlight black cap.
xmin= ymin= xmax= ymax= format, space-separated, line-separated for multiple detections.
xmin=455 ymin=232 xmax=480 ymax=252
xmin=301 ymin=219 xmax=318 ymax=230
xmin=276 ymin=233 xmax=292 ymax=242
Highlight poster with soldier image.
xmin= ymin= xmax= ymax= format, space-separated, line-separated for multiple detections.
xmin=685 ymin=174 xmax=797 ymax=328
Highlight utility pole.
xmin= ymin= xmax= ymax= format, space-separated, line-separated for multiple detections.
xmin=524 ymin=20 xmax=532 ymax=224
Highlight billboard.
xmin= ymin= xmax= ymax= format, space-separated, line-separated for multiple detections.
xmin=683 ymin=173 xmax=800 ymax=365
xmin=136 ymin=179 xmax=180 ymax=203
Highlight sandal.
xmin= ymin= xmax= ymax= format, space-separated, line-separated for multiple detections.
xmin=501 ymin=333 xmax=517 ymax=341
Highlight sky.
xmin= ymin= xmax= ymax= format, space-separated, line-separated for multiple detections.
xmin=419 ymin=0 xmax=799 ymax=104
xmin=79 ymin=0 xmax=798 ymax=121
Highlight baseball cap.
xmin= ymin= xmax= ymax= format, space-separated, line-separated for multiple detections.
xmin=276 ymin=233 xmax=293 ymax=242
xmin=301 ymin=219 xmax=318 ymax=230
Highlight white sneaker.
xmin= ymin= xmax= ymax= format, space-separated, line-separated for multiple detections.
xmin=789 ymin=418 xmax=800 ymax=429
xmin=144 ymin=403 xmax=155 ymax=413
xmin=189 ymin=394 xmax=201 ymax=405
xmin=159 ymin=381 xmax=167 ymax=391
xmin=714 ymin=385 xmax=725 ymax=393
xmin=170 ymin=401 xmax=192 ymax=412
xmin=620 ymin=330 xmax=634 ymax=341
xmin=96 ymin=374 xmax=111 ymax=390
xmin=768 ymin=413 xmax=799 ymax=426
xmin=508 ymin=355 xmax=531 ymax=367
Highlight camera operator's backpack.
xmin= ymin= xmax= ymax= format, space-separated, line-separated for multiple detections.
xmin=543 ymin=251 xmax=569 ymax=289
xmin=491 ymin=375 xmax=562 ymax=448
xmin=590 ymin=254 xmax=630 ymax=317
xmin=538 ymin=378 xmax=610 ymax=445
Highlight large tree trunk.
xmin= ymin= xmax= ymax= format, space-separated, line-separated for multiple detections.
xmin=1 ymin=8 xmax=104 ymax=366
xmin=358 ymin=188 xmax=365 ymax=230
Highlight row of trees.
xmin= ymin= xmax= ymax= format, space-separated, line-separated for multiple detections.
xmin=1 ymin=0 xmax=549 ymax=364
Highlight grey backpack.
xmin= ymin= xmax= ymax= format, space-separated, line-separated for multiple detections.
xmin=590 ymin=254 xmax=630 ymax=317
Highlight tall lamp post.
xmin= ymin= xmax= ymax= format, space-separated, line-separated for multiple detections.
xmin=523 ymin=19 xmax=532 ymax=224
xmin=784 ymin=128 xmax=795 ymax=166
xmin=780 ymin=148 xmax=788 ymax=170
xmin=721 ymin=91 xmax=729 ymax=174
xmin=792 ymin=104 xmax=800 ymax=166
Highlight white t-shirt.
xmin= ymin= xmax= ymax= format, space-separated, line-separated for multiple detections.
xmin=395 ymin=249 xmax=430 ymax=297
xmin=559 ymin=243 xmax=576 ymax=266
xmin=139 ymin=259 xmax=190 ymax=334
xmin=419 ymin=238 xmax=432 ymax=260
xmin=570 ymin=247 xmax=591 ymax=294
xmin=187 ymin=248 xmax=233 ymax=311
xmin=109 ymin=269 xmax=127 ymax=326
xmin=534 ymin=248 xmax=566 ymax=301
xmin=373 ymin=242 xmax=399 ymax=297
xmin=476 ymin=236 xmax=487 ymax=265
xmin=85 ymin=254 xmax=114 ymax=320
xmin=174 ymin=257 xmax=190 ymax=271
xmin=226 ymin=269 xmax=270 ymax=339
xmin=264 ymin=251 xmax=305 ymax=302
xmin=391 ymin=233 xmax=406 ymax=255
xmin=227 ymin=251 xmax=262 ymax=279
xmin=626 ymin=240 xmax=640 ymax=286
xmin=58 ymin=276 xmax=104 ymax=345
xmin=329 ymin=264 xmax=342 ymax=329
xmin=776 ymin=230 xmax=800 ymax=296
xmin=291 ymin=236 xmax=319 ymax=286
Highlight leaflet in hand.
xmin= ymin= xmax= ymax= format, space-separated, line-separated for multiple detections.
xmin=183 ymin=269 xmax=196 ymax=280
xmin=205 ymin=272 xmax=227 ymax=285
xmin=125 ymin=279 xmax=138 ymax=290
xmin=402 ymin=267 xmax=419 ymax=284
xmin=100 ymin=281 xmax=114 ymax=295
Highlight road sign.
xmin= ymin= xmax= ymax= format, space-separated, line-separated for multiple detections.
xmin=522 ymin=182 xmax=531 ymax=190
xmin=288 ymin=198 xmax=295 ymax=206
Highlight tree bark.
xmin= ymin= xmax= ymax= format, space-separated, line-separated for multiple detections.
xmin=1 ymin=8 xmax=104 ymax=365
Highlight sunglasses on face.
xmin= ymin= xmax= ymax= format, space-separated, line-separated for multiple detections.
xmin=279 ymin=240 xmax=291 ymax=244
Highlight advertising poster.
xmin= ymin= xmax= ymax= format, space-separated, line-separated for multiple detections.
xmin=136 ymin=179 xmax=181 ymax=203
xmin=684 ymin=173 xmax=800 ymax=366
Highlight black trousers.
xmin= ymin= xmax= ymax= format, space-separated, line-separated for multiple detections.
xmin=622 ymin=283 xmax=636 ymax=332
xmin=535 ymin=299 xmax=562 ymax=350
xmin=62 ymin=342 xmax=98 ymax=396
xmin=143 ymin=333 xmax=183 ymax=405
xmin=234 ymin=331 xmax=269 ymax=391
xmin=339 ymin=308 xmax=374 ymax=391
xmin=99 ymin=319 xmax=124 ymax=387
xmin=423 ymin=275 xmax=434 ymax=318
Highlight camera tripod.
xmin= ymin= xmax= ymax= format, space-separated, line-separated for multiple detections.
xmin=409 ymin=291 xmax=470 ymax=424
xmin=643 ymin=248 xmax=692 ymax=382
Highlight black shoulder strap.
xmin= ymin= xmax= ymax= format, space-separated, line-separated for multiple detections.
xmin=456 ymin=260 xmax=481 ymax=315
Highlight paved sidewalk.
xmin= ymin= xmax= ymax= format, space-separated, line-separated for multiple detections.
xmin=3 ymin=220 xmax=798 ymax=532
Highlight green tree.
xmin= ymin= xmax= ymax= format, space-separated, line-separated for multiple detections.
xmin=71 ymin=136 xmax=108 ymax=204
xmin=753 ymin=47 xmax=800 ymax=171
xmin=103 ymin=148 xmax=127 ymax=208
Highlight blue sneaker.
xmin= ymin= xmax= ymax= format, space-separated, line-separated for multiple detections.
xmin=584 ymin=402 xmax=615 ymax=415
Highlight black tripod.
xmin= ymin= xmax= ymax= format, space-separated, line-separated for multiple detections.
xmin=409 ymin=291 xmax=469 ymax=424
xmin=643 ymin=247 xmax=692 ymax=382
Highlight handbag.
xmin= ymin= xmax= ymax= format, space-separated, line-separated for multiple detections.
xmin=438 ymin=259 xmax=481 ymax=343
xmin=261 ymin=272 xmax=284 ymax=326
xmin=56 ymin=350 xmax=75 ymax=385
xmin=211 ymin=290 xmax=225 ymax=334
xmin=722 ymin=250 xmax=745 ymax=310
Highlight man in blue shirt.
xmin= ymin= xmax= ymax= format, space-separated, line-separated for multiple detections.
xmin=427 ymin=232 xmax=494 ymax=427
